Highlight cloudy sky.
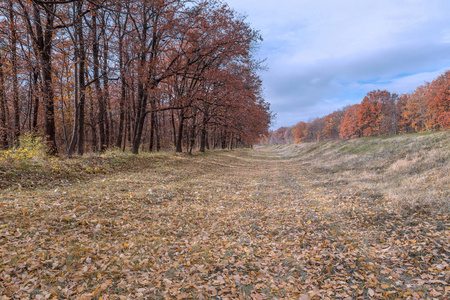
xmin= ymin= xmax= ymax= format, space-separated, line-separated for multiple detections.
xmin=224 ymin=0 xmax=450 ymax=128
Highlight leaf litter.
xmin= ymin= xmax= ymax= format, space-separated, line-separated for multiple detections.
xmin=0 ymin=149 xmax=448 ymax=299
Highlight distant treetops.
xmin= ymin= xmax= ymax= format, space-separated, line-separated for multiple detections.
xmin=265 ymin=70 xmax=450 ymax=145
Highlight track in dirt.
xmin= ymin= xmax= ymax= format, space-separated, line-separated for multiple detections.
xmin=1 ymin=149 xmax=448 ymax=299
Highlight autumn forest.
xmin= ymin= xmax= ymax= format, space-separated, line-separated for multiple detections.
xmin=0 ymin=0 xmax=271 ymax=155
xmin=1 ymin=0 xmax=449 ymax=299
xmin=266 ymin=73 xmax=450 ymax=145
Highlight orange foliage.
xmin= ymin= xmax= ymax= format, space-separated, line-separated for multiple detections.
xmin=304 ymin=118 xmax=325 ymax=142
xmin=322 ymin=110 xmax=345 ymax=140
xmin=426 ymin=71 xmax=450 ymax=130
xmin=400 ymin=87 xmax=428 ymax=133
xmin=292 ymin=121 xmax=307 ymax=143
xmin=340 ymin=104 xmax=361 ymax=139
xmin=357 ymin=90 xmax=398 ymax=137
xmin=396 ymin=94 xmax=413 ymax=134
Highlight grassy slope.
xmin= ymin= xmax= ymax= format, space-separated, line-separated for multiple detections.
xmin=0 ymin=132 xmax=449 ymax=299
xmin=266 ymin=130 xmax=450 ymax=213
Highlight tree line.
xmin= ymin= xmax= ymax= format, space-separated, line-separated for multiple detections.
xmin=265 ymin=70 xmax=450 ymax=145
xmin=0 ymin=0 xmax=271 ymax=155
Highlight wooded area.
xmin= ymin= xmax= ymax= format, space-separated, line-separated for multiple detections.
xmin=267 ymin=71 xmax=450 ymax=145
xmin=0 ymin=0 xmax=271 ymax=155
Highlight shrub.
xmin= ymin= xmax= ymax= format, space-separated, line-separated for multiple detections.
xmin=0 ymin=134 xmax=46 ymax=168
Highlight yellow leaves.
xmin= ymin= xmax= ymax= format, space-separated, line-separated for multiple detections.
xmin=91 ymin=280 xmax=111 ymax=298
xmin=176 ymin=293 xmax=190 ymax=299
xmin=0 ymin=133 xmax=45 ymax=166
xmin=307 ymin=288 xmax=323 ymax=299
xmin=213 ymin=275 xmax=226 ymax=285
xmin=445 ymin=286 xmax=450 ymax=297
xmin=429 ymin=289 xmax=443 ymax=297
xmin=79 ymin=294 xmax=93 ymax=300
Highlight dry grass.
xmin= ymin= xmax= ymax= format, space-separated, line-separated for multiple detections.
xmin=0 ymin=132 xmax=449 ymax=299
xmin=266 ymin=130 xmax=450 ymax=213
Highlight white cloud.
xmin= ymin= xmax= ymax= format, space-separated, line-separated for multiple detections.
xmin=225 ymin=0 xmax=450 ymax=128
xmin=357 ymin=67 xmax=450 ymax=95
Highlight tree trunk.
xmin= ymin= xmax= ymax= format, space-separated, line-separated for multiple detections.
xmin=9 ymin=1 xmax=20 ymax=140
xmin=90 ymin=101 xmax=98 ymax=152
xmin=200 ymin=111 xmax=208 ymax=152
xmin=75 ymin=1 xmax=86 ymax=156
xmin=156 ymin=111 xmax=161 ymax=151
xmin=131 ymin=84 xmax=147 ymax=154
xmin=116 ymin=32 xmax=126 ymax=149
xmin=185 ymin=121 xmax=190 ymax=153
xmin=149 ymin=98 xmax=160 ymax=152
xmin=149 ymin=109 xmax=155 ymax=152
xmin=176 ymin=113 xmax=184 ymax=153
xmin=205 ymin=129 xmax=210 ymax=150
xmin=200 ymin=126 xmax=207 ymax=153
xmin=31 ymin=69 xmax=39 ymax=132
xmin=171 ymin=110 xmax=177 ymax=146
xmin=59 ymin=70 xmax=69 ymax=152
xmin=93 ymin=13 xmax=105 ymax=152
xmin=33 ymin=3 xmax=57 ymax=154
xmin=0 ymin=52 xmax=8 ymax=149
xmin=102 ymin=34 xmax=110 ymax=148
xmin=68 ymin=5 xmax=78 ymax=157
xmin=126 ymin=104 xmax=132 ymax=150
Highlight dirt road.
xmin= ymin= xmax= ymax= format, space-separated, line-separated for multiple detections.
xmin=1 ymin=149 xmax=448 ymax=299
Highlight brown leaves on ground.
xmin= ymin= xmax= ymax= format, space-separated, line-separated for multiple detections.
xmin=0 ymin=149 xmax=448 ymax=299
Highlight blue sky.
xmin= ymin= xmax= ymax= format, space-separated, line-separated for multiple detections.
xmin=224 ymin=0 xmax=450 ymax=128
